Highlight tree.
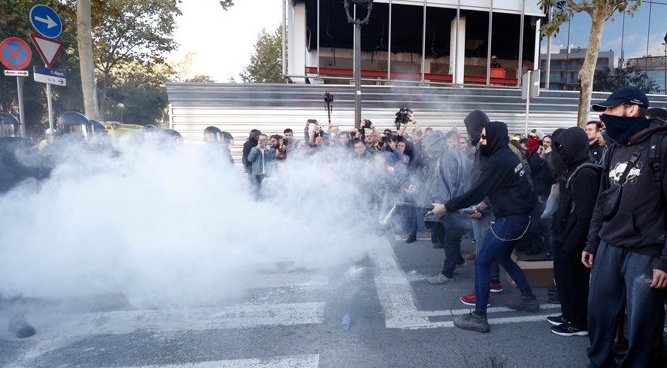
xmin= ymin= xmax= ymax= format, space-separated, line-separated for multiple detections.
xmin=77 ymin=0 xmax=100 ymax=119
xmin=240 ymin=27 xmax=283 ymax=83
xmin=593 ymin=65 xmax=661 ymax=93
xmin=540 ymin=0 xmax=642 ymax=127
xmin=71 ymin=0 xmax=181 ymax=119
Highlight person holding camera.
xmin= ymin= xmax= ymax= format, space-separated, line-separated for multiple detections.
xmin=583 ymin=86 xmax=667 ymax=367
xmin=247 ymin=134 xmax=276 ymax=199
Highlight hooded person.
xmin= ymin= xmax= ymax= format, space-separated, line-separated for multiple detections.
xmin=583 ymin=86 xmax=667 ymax=367
xmin=458 ymin=110 xmax=505 ymax=303
xmin=431 ymin=121 xmax=538 ymax=333
xmin=421 ymin=131 xmax=473 ymax=284
xmin=242 ymin=129 xmax=262 ymax=173
xmin=547 ymin=127 xmax=602 ymax=337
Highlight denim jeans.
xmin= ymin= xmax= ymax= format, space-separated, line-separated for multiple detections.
xmin=409 ymin=208 xmax=418 ymax=237
xmin=474 ymin=213 xmax=533 ymax=313
xmin=472 ymin=212 xmax=500 ymax=283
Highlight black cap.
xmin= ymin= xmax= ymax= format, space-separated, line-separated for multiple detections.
xmin=591 ymin=86 xmax=650 ymax=111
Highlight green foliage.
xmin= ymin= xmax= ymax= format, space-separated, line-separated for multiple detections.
xmin=593 ymin=65 xmax=661 ymax=93
xmin=240 ymin=27 xmax=283 ymax=84
xmin=539 ymin=0 xmax=642 ymax=37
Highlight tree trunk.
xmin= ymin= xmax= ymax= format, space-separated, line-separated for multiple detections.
xmin=576 ymin=2 xmax=608 ymax=128
xmin=99 ymin=76 xmax=108 ymax=121
xmin=76 ymin=0 xmax=100 ymax=120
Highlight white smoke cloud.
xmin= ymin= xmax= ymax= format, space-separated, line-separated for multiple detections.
xmin=0 ymin=139 xmax=383 ymax=309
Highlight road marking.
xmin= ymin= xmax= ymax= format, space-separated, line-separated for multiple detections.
xmin=247 ymin=272 xmax=328 ymax=289
xmin=113 ymin=355 xmax=320 ymax=368
xmin=370 ymin=238 xmax=560 ymax=329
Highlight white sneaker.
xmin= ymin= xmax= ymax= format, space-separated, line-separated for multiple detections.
xmin=427 ymin=273 xmax=453 ymax=284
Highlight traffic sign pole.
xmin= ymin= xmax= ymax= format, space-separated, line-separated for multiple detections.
xmin=46 ymin=82 xmax=54 ymax=132
xmin=17 ymin=76 xmax=26 ymax=137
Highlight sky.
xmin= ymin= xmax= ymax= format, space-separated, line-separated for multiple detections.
xmin=544 ymin=1 xmax=667 ymax=66
xmin=169 ymin=0 xmax=282 ymax=82
xmin=168 ymin=1 xmax=667 ymax=82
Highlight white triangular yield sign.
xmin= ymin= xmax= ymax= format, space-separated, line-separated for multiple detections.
xmin=30 ymin=34 xmax=63 ymax=68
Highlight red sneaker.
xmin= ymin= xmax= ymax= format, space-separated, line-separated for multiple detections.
xmin=459 ymin=291 xmax=491 ymax=307
xmin=489 ymin=282 xmax=504 ymax=293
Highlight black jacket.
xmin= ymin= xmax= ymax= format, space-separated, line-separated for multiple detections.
xmin=242 ymin=137 xmax=258 ymax=172
xmin=589 ymin=140 xmax=606 ymax=164
xmin=585 ymin=119 xmax=667 ymax=272
xmin=445 ymin=121 xmax=534 ymax=217
xmin=552 ymin=128 xmax=601 ymax=253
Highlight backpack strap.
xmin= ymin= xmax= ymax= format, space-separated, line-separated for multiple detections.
xmin=565 ymin=162 xmax=603 ymax=190
xmin=649 ymin=133 xmax=665 ymax=203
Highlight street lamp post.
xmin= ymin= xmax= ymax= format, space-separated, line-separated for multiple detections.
xmin=663 ymin=32 xmax=666 ymax=95
xmin=343 ymin=0 xmax=373 ymax=129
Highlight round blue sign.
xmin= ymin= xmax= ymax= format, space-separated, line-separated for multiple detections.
xmin=29 ymin=5 xmax=62 ymax=39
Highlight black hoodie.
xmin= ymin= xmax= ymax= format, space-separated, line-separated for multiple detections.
xmin=586 ymin=118 xmax=667 ymax=272
xmin=445 ymin=121 xmax=534 ymax=217
xmin=552 ymin=128 xmax=601 ymax=252
xmin=464 ymin=110 xmax=489 ymax=185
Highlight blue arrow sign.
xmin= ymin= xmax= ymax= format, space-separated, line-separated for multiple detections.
xmin=30 ymin=5 xmax=62 ymax=39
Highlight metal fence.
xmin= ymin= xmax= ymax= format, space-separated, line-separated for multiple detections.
xmin=166 ymin=83 xmax=667 ymax=161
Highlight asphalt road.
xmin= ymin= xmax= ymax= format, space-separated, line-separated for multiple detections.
xmin=0 ymin=234 xmax=658 ymax=368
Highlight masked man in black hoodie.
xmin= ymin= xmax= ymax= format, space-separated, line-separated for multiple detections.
xmin=548 ymin=127 xmax=602 ymax=338
xmin=431 ymin=121 xmax=538 ymax=333
xmin=583 ymin=86 xmax=667 ymax=368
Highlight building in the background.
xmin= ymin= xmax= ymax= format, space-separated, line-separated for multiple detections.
xmin=626 ymin=55 xmax=667 ymax=94
xmin=284 ymin=0 xmax=545 ymax=86
xmin=539 ymin=48 xmax=614 ymax=90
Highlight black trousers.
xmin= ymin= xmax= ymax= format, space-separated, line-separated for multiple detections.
xmin=587 ymin=241 xmax=665 ymax=368
xmin=553 ymin=240 xmax=589 ymax=329
xmin=435 ymin=216 xmax=468 ymax=278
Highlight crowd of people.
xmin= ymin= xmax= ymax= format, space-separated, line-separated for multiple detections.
xmin=2 ymin=86 xmax=667 ymax=367
xmin=229 ymin=86 xmax=667 ymax=368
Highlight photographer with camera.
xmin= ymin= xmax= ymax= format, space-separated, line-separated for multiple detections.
xmin=269 ymin=134 xmax=287 ymax=160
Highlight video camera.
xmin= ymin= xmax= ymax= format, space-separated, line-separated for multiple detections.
xmin=394 ymin=107 xmax=412 ymax=130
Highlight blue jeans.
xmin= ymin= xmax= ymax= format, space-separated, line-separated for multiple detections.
xmin=409 ymin=208 xmax=418 ymax=237
xmin=472 ymin=212 xmax=500 ymax=283
xmin=474 ymin=213 xmax=533 ymax=313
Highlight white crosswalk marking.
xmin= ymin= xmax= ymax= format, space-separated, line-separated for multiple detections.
xmin=114 ymin=354 xmax=320 ymax=368
xmin=370 ymin=238 xmax=560 ymax=329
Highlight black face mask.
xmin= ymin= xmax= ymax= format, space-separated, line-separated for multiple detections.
xmin=600 ymin=113 xmax=650 ymax=145
xmin=480 ymin=142 xmax=493 ymax=157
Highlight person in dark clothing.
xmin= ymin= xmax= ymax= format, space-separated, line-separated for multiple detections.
xmin=524 ymin=134 xmax=555 ymax=255
xmin=585 ymin=121 xmax=606 ymax=164
xmin=432 ymin=121 xmax=538 ymax=333
xmin=547 ymin=127 xmax=601 ymax=337
xmin=242 ymin=129 xmax=262 ymax=173
xmin=459 ymin=110 xmax=505 ymax=307
xmin=583 ymin=86 xmax=667 ymax=368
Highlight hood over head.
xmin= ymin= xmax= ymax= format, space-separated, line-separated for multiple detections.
xmin=464 ymin=110 xmax=490 ymax=146
xmin=480 ymin=121 xmax=509 ymax=157
xmin=552 ymin=127 xmax=590 ymax=168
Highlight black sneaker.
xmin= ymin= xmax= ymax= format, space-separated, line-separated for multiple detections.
xmin=547 ymin=315 xmax=567 ymax=326
xmin=506 ymin=294 xmax=540 ymax=312
xmin=405 ymin=235 xmax=417 ymax=244
xmin=548 ymin=294 xmax=561 ymax=304
xmin=454 ymin=312 xmax=490 ymax=333
xmin=550 ymin=323 xmax=588 ymax=337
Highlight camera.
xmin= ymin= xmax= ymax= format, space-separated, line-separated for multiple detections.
xmin=394 ymin=107 xmax=412 ymax=130
xmin=363 ymin=119 xmax=373 ymax=129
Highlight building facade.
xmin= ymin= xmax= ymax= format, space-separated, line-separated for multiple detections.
xmin=539 ymin=48 xmax=614 ymax=91
xmin=626 ymin=55 xmax=667 ymax=94
xmin=284 ymin=0 xmax=545 ymax=86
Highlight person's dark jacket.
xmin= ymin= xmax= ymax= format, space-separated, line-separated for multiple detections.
xmin=0 ymin=137 xmax=50 ymax=194
xmin=585 ymin=119 xmax=667 ymax=272
xmin=445 ymin=121 xmax=534 ymax=218
xmin=527 ymin=150 xmax=554 ymax=198
xmin=464 ymin=110 xmax=490 ymax=184
xmin=589 ymin=140 xmax=606 ymax=164
xmin=242 ymin=137 xmax=258 ymax=173
xmin=552 ymin=128 xmax=601 ymax=253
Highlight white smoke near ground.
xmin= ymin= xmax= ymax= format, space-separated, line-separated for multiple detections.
xmin=0 ymin=138 xmax=385 ymax=309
